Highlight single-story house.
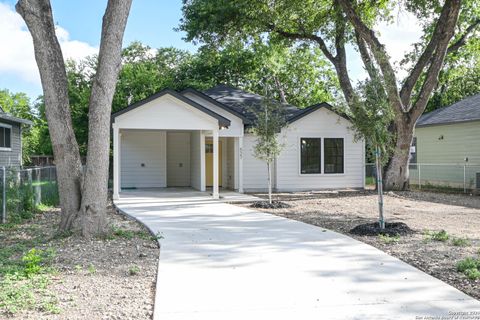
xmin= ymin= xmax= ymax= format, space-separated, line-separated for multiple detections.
xmin=0 ymin=106 xmax=33 ymax=167
xmin=111 ymin=85 xmax=365 ymax=199
xmin=412 ymin=93 xmax=480 ymax=189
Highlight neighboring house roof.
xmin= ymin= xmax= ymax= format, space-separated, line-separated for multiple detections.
xmin=0 ymin=111 xmax=33 ymax=126
xmin=416 ymin=93 xmax=480 ymax=127
xmin=111 ymin=88 xmax=231 ymax=127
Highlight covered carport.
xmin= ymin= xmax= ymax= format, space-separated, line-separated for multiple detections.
xmin=111 ymin=89 xmax=230 ymax=200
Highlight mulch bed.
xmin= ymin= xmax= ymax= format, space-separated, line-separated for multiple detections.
xmin=350 ymin=221 xmax=414 ymax=236
xmin=250 ymin=201 xmax=291 ymax=209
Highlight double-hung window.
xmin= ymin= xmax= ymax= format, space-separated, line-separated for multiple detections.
xmin=324 ymin=138 xmax=344 ymax=174
xmin=300 ymin=138 xmax=321 ymax=174
xmin=300 ymin=137 xmax=344 ymax=174
xmin=0 ymin=124 xmax=12 ymax=150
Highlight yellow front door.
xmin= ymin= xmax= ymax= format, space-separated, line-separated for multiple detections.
xmin=205 ymin=139 xmax=222 ymax=187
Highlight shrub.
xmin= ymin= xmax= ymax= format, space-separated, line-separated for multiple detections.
xmin=424 ymin=229 xmax=449 ymax=242
xmin=378 ymin=234 xmax=400 ymax=244
xmin=456 ymin=257 xmax=480 ymax=280
xmin=451 ymin=237 xmax=470 ymax=247
xmin=128 ymin=265 xmax=140 ymax=276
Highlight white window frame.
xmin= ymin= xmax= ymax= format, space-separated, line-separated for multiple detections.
xmin=298 ymin=136 xmax=346 ymax=176
xmin=323 ymin=137 xmax=345 ymax=175
xmin=0 ymin=123 xmax=12 ymax=152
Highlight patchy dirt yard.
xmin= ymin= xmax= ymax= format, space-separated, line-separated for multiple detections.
xmin=0 ymin=205 xmax=159 ymax=319
xmin=240 ymin=190 xmax=480 ymax=300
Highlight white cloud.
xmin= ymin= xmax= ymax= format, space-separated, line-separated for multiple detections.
xmin=0 ymin=2 xmax=97 ymax=86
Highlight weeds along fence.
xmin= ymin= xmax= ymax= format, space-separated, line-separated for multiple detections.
xmin=0 ymin=166 xmax=59 ymax=224
xmin=366 ymin=163 xmax=480 ymax=193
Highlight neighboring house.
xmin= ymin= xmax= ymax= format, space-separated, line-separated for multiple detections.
xmin=111 ymin=85 xmax=365 ymax=199
xmin=0 ymin=106 xmax=33 ymax=167
xmin=413 ymin=93 xmax=480 ymax=189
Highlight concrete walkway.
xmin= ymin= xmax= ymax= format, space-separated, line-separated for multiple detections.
xmin=114 ymin=189 xmax=480 ymax=320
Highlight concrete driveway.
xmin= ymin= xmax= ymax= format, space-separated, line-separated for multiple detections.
xmin=114 ymin=189 xmax=480 ymax=320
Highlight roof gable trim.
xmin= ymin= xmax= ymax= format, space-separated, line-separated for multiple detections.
xmin=112 ymin=89 xmax=231 ymax=127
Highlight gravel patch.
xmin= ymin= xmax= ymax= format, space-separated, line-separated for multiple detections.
xmin=4 ymin=204 xmax=159 ymax=320
xmin=239 ymin=190 xmax=480 ymax=300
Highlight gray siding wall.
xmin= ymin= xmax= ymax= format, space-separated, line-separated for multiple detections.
xmin=0 ymin=122 xmax=22 ymax=167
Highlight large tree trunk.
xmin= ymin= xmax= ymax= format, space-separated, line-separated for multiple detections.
xmin=383 ymin=118 xmax=415 ymax=190
xmin=75 ymin=0 xmax=132 ymax=237
xmin=16 ymin=0 xmax=84 ymax=230
xmin=17 ymin=0 xmax=132 ymax=237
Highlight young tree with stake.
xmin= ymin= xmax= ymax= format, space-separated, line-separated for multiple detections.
xmin=250 ymin=91 xmax=286 ymax=205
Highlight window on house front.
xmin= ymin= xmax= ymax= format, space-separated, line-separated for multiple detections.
xmin=324 ymin=138 xmax=344 ymax=174
xmin=0 ymin=126 xmax=12 ymax=149
xmin=300 ymin=138 xmax=321 ymax=174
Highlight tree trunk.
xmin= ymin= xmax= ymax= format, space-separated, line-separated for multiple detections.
xmin=75 ymin=0 xmax=132 ymax=237
xmin=17 ymin=0 xmax=132 ymax=237
xmin=383 ymin=118 xmax=415 ymax=190
xmin=16 ymin=0 xmax=84 ymax=231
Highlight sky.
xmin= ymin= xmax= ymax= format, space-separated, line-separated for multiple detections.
xmin=0 ymin=0 xmax=422 ymax=100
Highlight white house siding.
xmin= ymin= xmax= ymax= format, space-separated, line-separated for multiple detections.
xmin=167 ymin=132 xmax=191 ymax=187
xmin=114 ymin=95 xmax=218 ymax=131
xmin=120 ymin=130 xmax=166 ymax=188
xmin=190 ymin=131 xmax=202 ymax=190
xmin=276 ymin=108 xmax=364 ymax=191
xmin=242 ymin=134 xmax=271 ymax=191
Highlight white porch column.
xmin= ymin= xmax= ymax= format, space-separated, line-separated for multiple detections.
xmin=238 ymin=136 xmax=244 ymax=193
xmin=200 ymin=131 xmax=206 ymax=191
xmin=113 ymin=125 xmax=121 ymax=200
xmin=234 ymin=137 xmax=239 ymax=190
xmin=213 ymin=129 xmax=219 ymax=199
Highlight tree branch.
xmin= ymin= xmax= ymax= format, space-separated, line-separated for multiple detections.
xmin=268 ymin=24 xmax=336 ymax=62
xmin=447 ymin=18 xmax=480 ymax=55
xmin=400 ymin=1 xmax=462 ymax=108
xmin=409 ymin=0 xmax=461 ymax=121
xmin=337 ymin=0 xmax=405 ymax=115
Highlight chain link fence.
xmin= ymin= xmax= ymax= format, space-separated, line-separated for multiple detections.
xmin=0 ymin=166 xmax=59 ymax=224
xmin=366 ymin=163 xmax=480 ymax=193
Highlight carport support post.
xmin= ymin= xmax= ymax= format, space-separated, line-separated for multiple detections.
xmin=113 ymin=125 xmax=120 ymax=200
xmin=213 ymin=130 xmax=219 ymax=199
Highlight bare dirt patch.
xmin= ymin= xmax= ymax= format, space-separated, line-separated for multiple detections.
xmin=239 ymin=190 xmax=480 ymax=300
xmin=1 ymin=204 xmax=159 ymax=319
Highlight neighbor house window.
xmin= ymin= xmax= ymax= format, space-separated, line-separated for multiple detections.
xmin=300 ymin=138 xmax=321 ymax=174
xmin=0 ymin=125 xmax=12 ymax=150
xmin=324 ymin=138 xmax=344 ymax=174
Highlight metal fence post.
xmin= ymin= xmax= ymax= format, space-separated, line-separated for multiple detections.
xmin=2 ymin=166 xmax=5 ymax=224
xmin=418 ymin=164 xmax=421 ymax=190
xmin=463 ymin=164 xmax=466 ymax=193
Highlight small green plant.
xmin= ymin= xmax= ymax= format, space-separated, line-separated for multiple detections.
xmin=456 ymin=257 xmax=480 ymax=280
xmin=74 ymin=265 xmax=82 ymax=272
xmin=87 ymin=264 xmax=96 ymax=275
xmin=424 ymin=229 xmax=449 ymax=242
xmin=451 ymin=237 xmax=470 ymax=247
xmin=378 ymin=234 xmax=400 ymax=244
xmin=22 ymin=249 xmax=44 ymax=277
xmin=128 ymin=265 xmax=140 ymax=276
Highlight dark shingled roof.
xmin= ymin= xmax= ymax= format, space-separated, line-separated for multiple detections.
xmin=203 ymin=84 xmax=303 ymax=123
xmin=417 ymin=93 xmax=480 ymax=127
